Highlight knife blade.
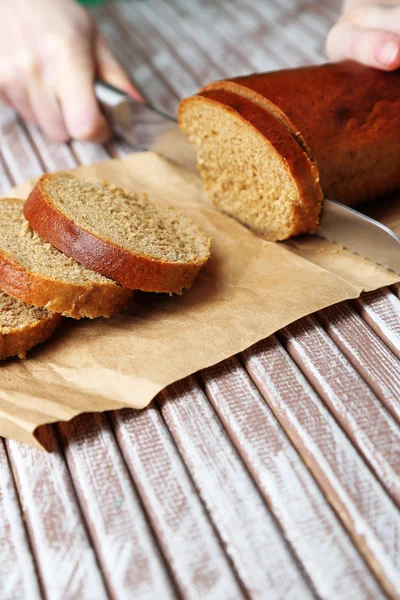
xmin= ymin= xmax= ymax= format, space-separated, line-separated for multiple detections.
xmin=318 ymin=199 xmax=400 ymax=274
xmin=94 ymin=80 xmax=176 ymax=148
xmin=95 ymin=80 xmax=400 ymax=274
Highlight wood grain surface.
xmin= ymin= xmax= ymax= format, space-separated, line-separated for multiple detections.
xmin=0 ymin=1 xmax=399 ymax=598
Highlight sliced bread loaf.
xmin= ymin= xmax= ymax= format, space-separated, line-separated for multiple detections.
xmin=201 ymin=61 xmax=400 ymax=206
xmin=178 ymin=88 xmax=322 ymax=241
xmin=0 ymin=291 xmax=62 ymax=359
xmin=0 ymin=198 xmax=133 ymax=319
xmin=23 ymin=173 xmax=211 ymax=293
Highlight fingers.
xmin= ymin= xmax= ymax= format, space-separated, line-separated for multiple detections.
xmin=55 ymin=34 xmax=111 ymax=143
xmin=95 ymin=33 xmax=143 ymax=101
xmin=27 ymin=76 xmax=69 ymax=141
xmin=326 ymin=20 xmax=400 ymax=70
xmin=326 ymin=3 xmax=400 ymax=71
xmin=3 ymin=85 xmax=35 ymax=123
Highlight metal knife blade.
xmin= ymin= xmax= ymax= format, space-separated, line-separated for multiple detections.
xmin=95 ymin=81 xmax=400 ymax=274
xmin=318 ymin=199 xmax=400 ymax=274
xmin=94 ymin=80 xmax=176 ymax=148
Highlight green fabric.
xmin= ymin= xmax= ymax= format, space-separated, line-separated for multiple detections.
xmin=78 ymin=0 xmax=107 ymax=6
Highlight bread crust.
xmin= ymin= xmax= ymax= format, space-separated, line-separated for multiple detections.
xmin=0 ymin=311 xmax=62 ymax=360
xmin=24 ymin=175 xmax=210 ymax=294
xmin=202 ymin=61 xmax=400 ymax=205
xmin=179 ymin=89 xmax=323 ymax=238
xmin=0 ymin=247 xmax=133 ymax=319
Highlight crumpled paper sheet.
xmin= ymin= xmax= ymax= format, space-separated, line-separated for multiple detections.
xmin=2 ymin=150 xmax=399 ymax=450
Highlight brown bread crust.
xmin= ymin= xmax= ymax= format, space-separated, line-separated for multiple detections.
xmin=23 ymin=175 xmax=209 ymax=294
xmin=0 ymin=249 xmax=133 ymax=319
xmin=179 ymin=89 xmax=323 ymax=237
xmin=0 ymin=312 xmax=62 ymax=360
xmin=202 ymin=61 xmax=400 ymax=205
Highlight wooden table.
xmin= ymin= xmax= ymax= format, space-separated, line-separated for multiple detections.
xmin=1 ymin=1 xmax=399 ymax=598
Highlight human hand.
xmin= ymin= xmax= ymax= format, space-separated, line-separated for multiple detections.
xmin=326 ymin=1 xmax=400 ymax=70
xmin=0 ymin=0 xmax=140 ymax=142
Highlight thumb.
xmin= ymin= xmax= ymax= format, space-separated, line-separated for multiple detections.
xmin=95 ymin=33 xmax=144 ymax=101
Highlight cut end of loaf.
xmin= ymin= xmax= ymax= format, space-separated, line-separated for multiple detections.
xmin=178 ymin=91 xmax=323 ymax=241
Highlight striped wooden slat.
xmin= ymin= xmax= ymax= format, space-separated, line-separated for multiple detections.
xmin=70 ymin=140 xmax=110 ymax=166
xmin=7 ymin=427 xmax=108 ymax=600
xmin=97 ymin=6 xmax=176 ymax=110
xmin=159 ymin=379 xmax=316 ymax=599
xmin=0 ymin=439 xmax=42 ymax=600
xmin=158 ymin=0 xmax=255 ymax=76
xmin=58 ymin=413 xmax=175 ymax=600
xmin=102 ymin=4 xmax=186 ymax=105
xmin=112 ymin=404 xmax=245 ymax=599
xmin=201 ymin=358 xmax=384 ymax=600
xmin=132 ymin=0 xmax=224 ymax=85
xmin=243 ymin=336 xmax=400 ymax=598
xmin=25 ymin=123 xmax=77 ymax=173
xmin=355 ymin=289 xmax=400 ymax=360
xmin=319 ymin=302 xmax=400 ymax=423
xmin=281 ymin=315 xmax=400 ymax=502
xmin=0 ymin=117 xmax=43 ymax=183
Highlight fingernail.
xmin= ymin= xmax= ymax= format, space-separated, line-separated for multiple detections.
xmin=376 ymin=40 xmax=399 ymax=66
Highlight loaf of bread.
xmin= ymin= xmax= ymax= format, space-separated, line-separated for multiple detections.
xmin=179 ymin=61 xmax=400 ymax=240
xmin=0 ymin=291 xmax=62 ymax=359
xmin=24 ymin=173 xmax=211 ymax=294
xmin=178 ymin=88 xmax=322 ymax=240
xmin=0 ymin=198 xmax=133 ymax=319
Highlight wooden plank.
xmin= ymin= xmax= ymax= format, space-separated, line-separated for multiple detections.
xmin=243 ymin=336 xmax=400 ymax=599
xmin=162 ymin=0 xmax=255 ymax=76
xmin=319 ymin=302 xmax=400 ymax=423
xmin=101 ymin=3 xmax=186 ymax=108
xmin=58 ymin=413 xmax=175 ymax=600
xmin=201 ymin=358 xmax=384 ymax=600
xmin=0 ymin=116 xmax=43 ymax=183
xmin=6 ymin=426 xmax=108 ymax=600
xmin=355 ymin=289 xmax=400 ymax=360
xmin=281 ymin=315 xmax=400 ymax=503
xmin=159 ymin=378 xmax=315 ymax=600
xmin=0 ymin=438 xmax=42 ymax=600
xmin=112 ymin=404 xmax=245 ymax=599
xmin=248 ymin=2 xmax=324 ymax=64
xmin=70 ymin=140 xmax=110 ymax=166
xmin=25 ymin=123 xmax=77 ymax=172
xmin=0 ymin=151 xmax=13 ymax=193
xmin=133 ymin=1 xmax=223 ymax=87
xmin=96 ymin=5 xmax=176 ymax=111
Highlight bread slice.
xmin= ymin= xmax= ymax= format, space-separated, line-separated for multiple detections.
xmin=178 ymin=88 xmax=322 ymax=241
xmin=0 ymin=291 xmax=62 ymax=359
xmin=202 ymin=61 xmax=400 ymax=206
xmin=24 ymin=174 xmax=211 ymax=294
xmin=0 ymin=198 xmax=133 ymax=319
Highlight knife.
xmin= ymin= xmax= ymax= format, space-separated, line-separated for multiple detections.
xmin=95 ymin=80 xmax=400 ymax=274
xmin=318 ymin=199 xmax=400 ymax=274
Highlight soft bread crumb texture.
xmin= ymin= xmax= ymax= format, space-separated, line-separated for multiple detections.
xmin=179 ymin=95 xmax=320 ymax=241
xmin=0 ymin=291 xmax=62 ymax=359
xmin=0 ymin=199 xmax=117 ymax=285
xmin=0 ymin=291 xmax=51 ymax=335
xmin=43 ymin=174 xmax=210 ymax=265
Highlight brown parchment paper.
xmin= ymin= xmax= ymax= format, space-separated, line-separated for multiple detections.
xmin=2 ymin=150 xmax=399 ymax=450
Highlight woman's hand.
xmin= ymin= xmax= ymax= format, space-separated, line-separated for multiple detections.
xmin=326 ymin=1 xmax=400 ymax=70
xmin=0 ymin=0 xmax=138 ymax=142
